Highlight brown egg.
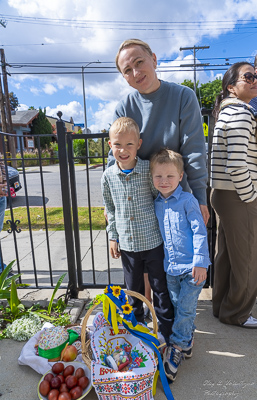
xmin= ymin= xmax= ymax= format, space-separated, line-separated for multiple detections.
xmin=69 ymin=385 xmax=83 ymax=400
xmin=63 ymin=365 xmax=75 ymax=378
xmin=75 ymin=368 xmax=85 ymax=379
xmin=58 ymin=392 xmax=72 ymax=400
xmin=59 ymin=383 xmax=69 ymax=393
xmin=47 ymin=388 xmax=59 ymax=400
xmin=52 ymin=362 xmax=64 ymax=375
xmin=39 ymin=379 xmax=51 ymax=397
xmin=44 ymin=373 xmax=54 ymax=382
xmin=78 ymin=376 xmax=89 ymax=390
xmin=65 ymin=375 xmax=78 ymax=389
xmin=50 ymin=376 xmax=62 ymax=389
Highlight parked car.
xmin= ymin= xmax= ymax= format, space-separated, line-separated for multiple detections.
xmin=7 ymin=166 xmax=22 ymax=198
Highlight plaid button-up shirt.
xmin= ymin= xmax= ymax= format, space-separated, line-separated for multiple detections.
xmin=101 ymin=157 xmax=163 ymax=252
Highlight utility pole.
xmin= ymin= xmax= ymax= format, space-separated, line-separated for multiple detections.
xmin=0 ymin=48 xmax=17 ymax=167
xmin=180 ymin=46 xmax=210 ymax=92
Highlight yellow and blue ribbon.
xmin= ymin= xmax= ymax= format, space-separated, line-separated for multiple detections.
xmin=101 ymin=285 xmax=174 ymax=400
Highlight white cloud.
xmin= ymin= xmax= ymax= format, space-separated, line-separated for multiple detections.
xmin=43 ymin=83 xmax=57 ymax=95
xmin=3 ymin=0 xmax=257 ymax=128
xmin=30 ymin=87 xmax=41 ymax=95
xmin=89 ymin=100 xmax=118 ymax=132
xmin=17 ymin=103 xmax=29 ymax=111
xmin=45 ymin=101 xmax=84 ymax=123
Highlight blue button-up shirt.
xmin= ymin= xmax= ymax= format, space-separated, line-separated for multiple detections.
xmin=154 ymin=185 xmax=210 ymax=276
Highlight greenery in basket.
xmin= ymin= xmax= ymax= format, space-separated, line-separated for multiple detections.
xmin=0 ymin=268 xmax=72 ymax=340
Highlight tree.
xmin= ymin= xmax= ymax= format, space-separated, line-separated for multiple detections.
xmin=31 ymin=107 xmax=53 ymax=148
xmin=181 ymin=79 xmax=199 ymax=93
xmin=9 ymin=92 xmax=19 ymax=111
xmin=180 ymin=78 xmax=222 ymax=110
xmin=199 ymin=78 xmax=222 ymax=110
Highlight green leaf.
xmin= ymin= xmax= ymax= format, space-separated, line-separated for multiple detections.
xmin=47 ymin=273 xmax=67 ymax=315
xmin=9 ymin=279 xmax=21 ymax=316
xmin=0 ymin=260 xmax=15 ymax=289
xmin=0 ymin=290 xmax=11 ymax=300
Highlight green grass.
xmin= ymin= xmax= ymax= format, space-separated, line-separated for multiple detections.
xmin=4 ymin=207 xmax=106 ymax=231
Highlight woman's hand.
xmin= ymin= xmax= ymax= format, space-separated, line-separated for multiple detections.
xmin=199 ymin=204 xmax=210 ymax=226
xmin=0 ymin=184 xmax=8 ymax=197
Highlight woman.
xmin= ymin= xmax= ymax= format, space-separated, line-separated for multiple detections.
xmin=108 ymin=39 xmax=210 ymax=323
xmin=211 ymin=62 xmax=257 ymax=327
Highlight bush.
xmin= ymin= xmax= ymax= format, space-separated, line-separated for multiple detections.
xmin=16 ymin=148 xmax=59 ymax=167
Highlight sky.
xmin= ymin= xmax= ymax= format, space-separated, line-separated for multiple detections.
xmin=0 ymin=0 xmax=257 ymax=132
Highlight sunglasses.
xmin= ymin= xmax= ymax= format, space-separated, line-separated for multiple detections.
xmin=237 ymin=72 xmax=257 ymax=84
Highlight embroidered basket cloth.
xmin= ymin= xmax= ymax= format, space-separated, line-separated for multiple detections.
xmin=91 ymin=313 xmax=157 ymax=400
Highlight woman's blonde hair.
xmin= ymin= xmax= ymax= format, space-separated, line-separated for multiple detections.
xmin=115 ymin=39 xmax=153 ymax=72
xmin=150 ymin=148 xmax=184 ymax=174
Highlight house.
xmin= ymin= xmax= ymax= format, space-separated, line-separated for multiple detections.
xmin=46 ymin=115 xmax=76 ymax=134
xmin=0 ymin=109 xmax=39 ymax=153
xmin=0 ymin=110 xmax=77 ymax=153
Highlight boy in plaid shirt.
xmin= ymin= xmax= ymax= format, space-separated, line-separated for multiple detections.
xmin=101 ymin=117 xmax=173 ymax=342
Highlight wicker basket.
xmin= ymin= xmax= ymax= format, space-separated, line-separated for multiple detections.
xmin=81 ymin=289 xmax=159 ymax=369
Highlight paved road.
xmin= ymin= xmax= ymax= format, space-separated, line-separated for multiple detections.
xmin=8 ymin=165 xmax=104 ymax=208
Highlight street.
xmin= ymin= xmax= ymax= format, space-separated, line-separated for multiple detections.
xmin=8 ymin=165 xmax=104 ymax=208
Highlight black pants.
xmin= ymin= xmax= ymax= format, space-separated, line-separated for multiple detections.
xmin=121 ymin=244 xmax=173 ymax=340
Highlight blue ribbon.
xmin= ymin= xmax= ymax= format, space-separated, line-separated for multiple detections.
xmin=123 ymin=321 xmax=174 ymax=400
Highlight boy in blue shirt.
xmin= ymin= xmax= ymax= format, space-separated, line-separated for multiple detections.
xmin=150 ymin=148 xmax=210 ymax=381
xmin=101 ymin=117 xmax=173 ymax=342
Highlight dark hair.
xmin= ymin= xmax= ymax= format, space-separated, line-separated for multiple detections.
xmin=213 ymin=61 xmax=253 ymax=121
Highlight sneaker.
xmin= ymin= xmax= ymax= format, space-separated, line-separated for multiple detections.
xmin=163 ymin=345 xmax=184 ymax=381
xmin=182 ymin=336 xmax=194 ymax=359
xmin=241 ymin=316 xmax=257 ymax=328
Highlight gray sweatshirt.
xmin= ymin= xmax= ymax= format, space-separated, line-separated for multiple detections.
xmin=109 ymin=80 xmax=207 ymax=205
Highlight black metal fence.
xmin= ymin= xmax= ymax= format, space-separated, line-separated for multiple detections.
xmin=0 ymin=111 xmax=216 ymax=298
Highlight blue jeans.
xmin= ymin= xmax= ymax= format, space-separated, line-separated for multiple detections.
xmin=166 ymin=271 xmax=205 ymax=350
xmin=0 ymin=196 xmax=6 ymax=272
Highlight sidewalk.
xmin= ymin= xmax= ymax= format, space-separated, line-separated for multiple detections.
xmin=1 ymin=286 xmax=257 ymax=400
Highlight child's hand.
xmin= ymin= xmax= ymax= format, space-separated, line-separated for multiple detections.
xmin=192 ymin=267 xmax=207 ymax=285
xmin=110 ymin=240 xmax=121 ymax=259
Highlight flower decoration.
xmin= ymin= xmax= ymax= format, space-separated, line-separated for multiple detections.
xmin=111 ymin=285 xmax=121 ymax=298
xmin=103 ymin=285 xmax=136 ymax=325
xmin=122 ymin=303 xmax=133 ymax=315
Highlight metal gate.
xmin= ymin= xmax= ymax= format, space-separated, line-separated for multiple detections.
xmin=0 ymin=113 xmax=123 ymax=298
xmin=1 ymin=111 xmax=216 ymax=298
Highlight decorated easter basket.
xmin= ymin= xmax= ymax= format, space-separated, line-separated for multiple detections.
xmin=81 ymin=289 xmax=158 ymax=369
xmin=81 ymin=287 xmax=175 ymax=400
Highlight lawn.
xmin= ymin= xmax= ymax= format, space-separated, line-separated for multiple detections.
xmin=3 ymin=207 xmax=106 ymax=231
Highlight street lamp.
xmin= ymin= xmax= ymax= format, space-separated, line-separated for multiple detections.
xmin=81 ymin=61 xmax=101 ymax=134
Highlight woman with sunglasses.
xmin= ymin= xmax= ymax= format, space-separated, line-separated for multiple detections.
xmin=211 ymin=62 xmax=257 ymax=328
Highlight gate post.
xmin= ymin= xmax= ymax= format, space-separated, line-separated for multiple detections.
xmin=56 ymin=111 xmax=78 ymax=298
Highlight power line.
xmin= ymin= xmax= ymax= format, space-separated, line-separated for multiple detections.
xmin=1 ymin=14 xmax=257 ymax=31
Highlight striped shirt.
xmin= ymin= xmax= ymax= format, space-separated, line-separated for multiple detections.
xmin=101 ymin=157 xmax=163 ymax=252
xmin=211 ymin=98 xmax=257 ymax=203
